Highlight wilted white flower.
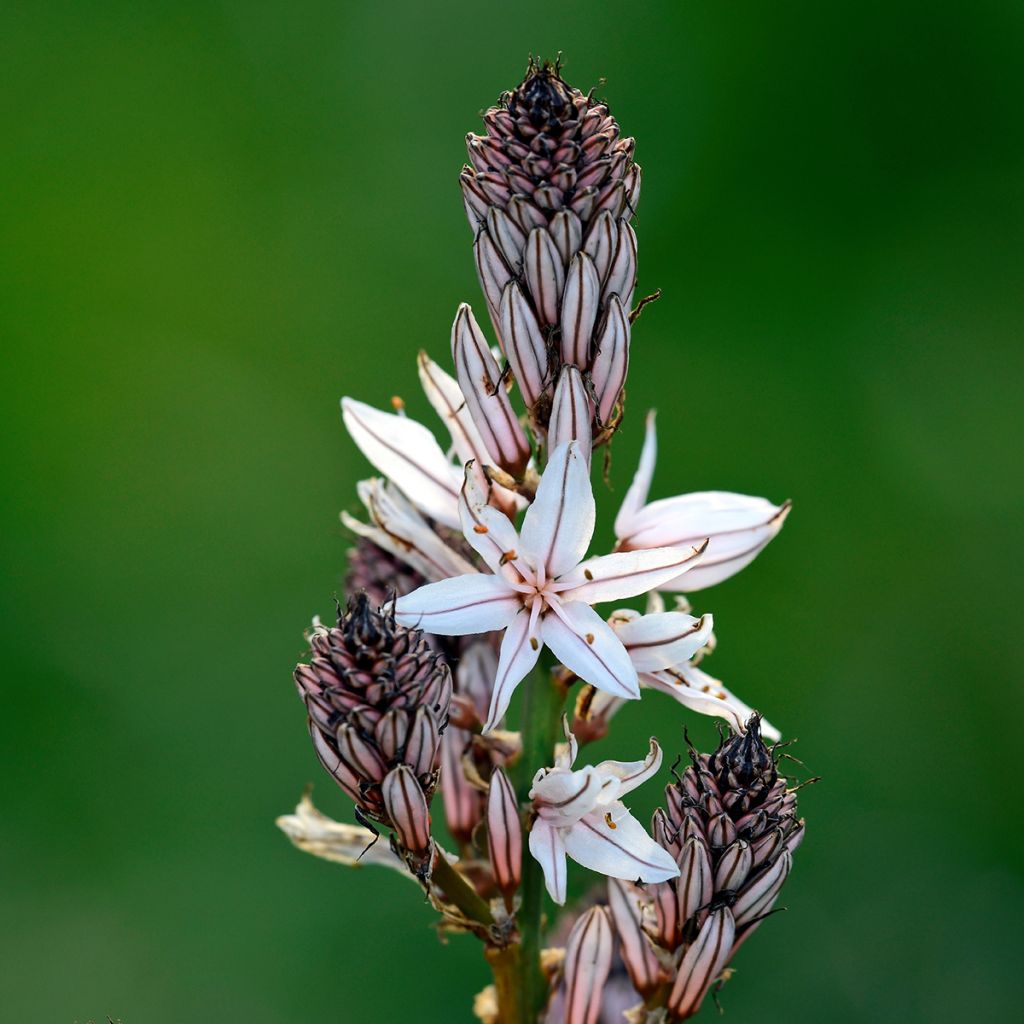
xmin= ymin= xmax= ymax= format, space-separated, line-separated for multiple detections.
xmin=394 ymin=441 xmax=707 ymax=730
xmin=528 ymin=725 xmax=679 ymax=905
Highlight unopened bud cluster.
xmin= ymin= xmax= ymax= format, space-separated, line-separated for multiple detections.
xmin=461 ymin=58 xmax=638 ymax=442
xmin=294 ymin=593 xmax=451 ymax=858
xmin=608 ymin=717 xmax=805 ymax=1019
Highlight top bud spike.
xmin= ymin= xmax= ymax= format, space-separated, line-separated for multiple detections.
xmin=463 ymin=59 xmax=639 ymax=438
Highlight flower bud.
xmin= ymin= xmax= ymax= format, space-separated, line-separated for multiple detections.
xmin=498 ymin=281 xmax=548 ymax=409
xmin=591 ymin=296 xmax=630 ymax=427
xmin=382 ymin=765 xmax=432 ymax=855
xmin=549 ymin=365 xmax=593 ymax=462
xmin=451 ymin=304 xmax=531 ymax=477
xmin=485 ymin=767 xmax=522 ymax=903
xmin=562 ymin=906 xmax=614 ymax=1024
xmin=667 ymin=908 xmax=736 ymax=1020
xmin=607 ymin=879 xmax=664 ymax=998
xmin=560 ymin=252 xmax=600 ymax=367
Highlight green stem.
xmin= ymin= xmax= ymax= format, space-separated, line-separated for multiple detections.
xmin=511 ymin=664 xmax=566 ymax=1023
xmin=431 ymin=850 xmax=494 ymax=927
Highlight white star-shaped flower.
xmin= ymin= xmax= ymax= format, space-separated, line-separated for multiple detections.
xmin=528 ymin=726 xmax=679 ymax=905
xmin=394 ymin=441 xmax=707 ymax=730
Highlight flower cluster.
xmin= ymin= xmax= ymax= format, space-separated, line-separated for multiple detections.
xmin=282 ymin=58 xmax=805 ymax=1023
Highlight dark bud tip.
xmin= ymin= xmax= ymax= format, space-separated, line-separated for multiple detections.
xmin=717 ymin=713 xmax=777 ymax=788
xmin=509 ymin=57 xmax=574 ymax=129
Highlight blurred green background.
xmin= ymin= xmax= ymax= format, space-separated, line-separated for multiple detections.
xmin=3 ymin=1 xmax=1022 ymax=1021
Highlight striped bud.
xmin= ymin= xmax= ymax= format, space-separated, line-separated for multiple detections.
xmin=498 ymin=282 xmax=548 ymax=410
xmin=560 ymin=252 xmax=600 ymax=368
xmin=667 ymin=908 xmax=736 ymax=1020
xmin=451 ymin=303 xmax=530 ymax=477
xmin=562 ymin=906 xmax=615 ymax=1024
xmin=591 ymin=295 xmax=630 ymax=427
xmin=382 ymin=765 xmax=432 ymax=855
xmin=607 ymin=879 xmax=665 ymax=998
xmin=485 ymin=768 xmax=522 ymax=903
xmin=548 ymin=365 xmax=593 ymax=462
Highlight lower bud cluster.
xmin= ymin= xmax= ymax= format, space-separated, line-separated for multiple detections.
xmin=610 ymin=717 xmax=805 ymax=1020
xmin=294 ymin=594 xmax=452 ymax=859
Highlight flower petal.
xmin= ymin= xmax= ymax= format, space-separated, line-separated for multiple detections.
xmin=610 ymin=609 xmax=715 ymax=672
xmin=519 ymin=441 xmax=595 ymax=578
xmin=528 ymin=819 xmax=569 ymax=905
xmin=541 ymin=601 xmax=640 ymax=700
xmin=559 ymin=545 xmax=708 ymax=605
xmin=564 ymin=806 xmax=679 ymax=884
xmin=483 ymin=608 xmax=543 ymax=731
xmin=594 ymin=738 xmax=664 ymax=801
xmin=458 ymin=465 xmax=525 ymax=579
xmin=394 ymin=574 xmax=519 ymax=636
xmin=614 ymin=409 xmax=657 ymax=536
xmin=342 ymin=397 xmax=461 ymax=529
xmin=532 ymin=765 xmax=606 ymax=822
xmin=619 ymin=491 xmax=791 ymax=592
xmin=643 ymin=663 xmax=781 ymax=741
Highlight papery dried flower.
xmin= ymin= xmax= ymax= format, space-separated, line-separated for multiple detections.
xmin=462 ymin=59 xmax=639 ymax=436
xmin=294 ymin=593 xmax=452 ymax=853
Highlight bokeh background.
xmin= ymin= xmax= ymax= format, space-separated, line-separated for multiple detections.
xmin=3 ymin=1 xmax=1022 ymax=1021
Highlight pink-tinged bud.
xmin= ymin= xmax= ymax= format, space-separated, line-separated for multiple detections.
xmin=582 ymin=210 xmax=619 ymax=286
xmin=650 ymin=878 xmax=680 ymax=951
xmin=549 ymin=365 xmax=593 ymax=462
xmin=403 ymin=705 xmax=441 ymax=779
xmin=562 ymin=906 xmax=614 ymax=1024
xmin=485 ymin=768 xmax=522 ymax=902
xmin=591 ymin=295 xmax=630 ymax=426
xmin=732 ymin=850 xmax=792 ymax=927
xmin=707 ymin=812 xmax=737 ymax=850
xmin=560 ymin=252 xmax=600 ymax=367
xmin=336 ymin=724 xmax=388 ymax=784
xmin=607 ymin=879 xmax=664 ymax=997
xmin=524 ymin=226 xmax=565 ymax=326
xmin=373 ymin=710 xmax=409 ymax=763
xmin=499 ymin=282 xmax=548 ymax=409
xmin=451 ymin=304 xmax=530 ymax=477
xmin=440 ymin=727 xmax=483 ymax=844
xmin=486 ymin=206 xmax=526 ymax=269
xmin=549 ymin=209 xmax=583 ymax=266
xmin=460 ymin=169 xmax=489 ymax=227
xmin=382 ymin=765 xmax=432 ymax=855
xmin=677 ymin=835 xmax=714 ymax=934
xmin=714 ymin=839 xmax=753 ymax=895
xmin=667 ymin=908 xmax=736 ymax=1020
xmin=474 ymin=230 xmax=513 ymax=328
xmin=605 ymin=221 xmax=637 ymax=310
xmin=750 ymin=827 xmax=785 ymax=869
